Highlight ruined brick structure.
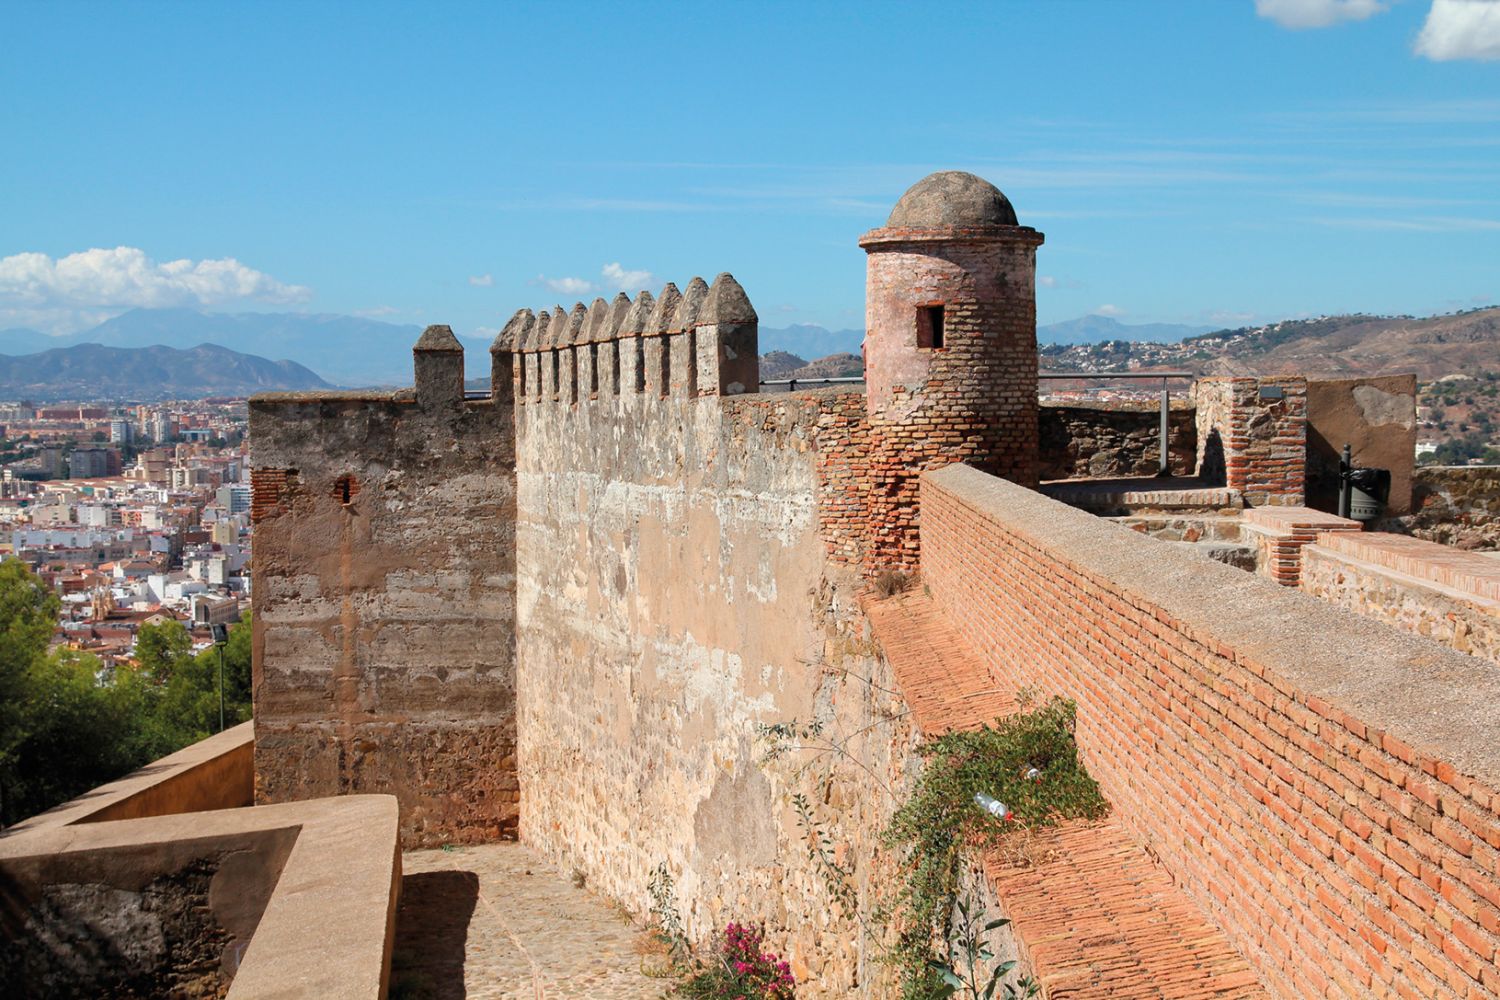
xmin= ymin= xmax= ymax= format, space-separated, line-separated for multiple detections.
xmin=251 ymin=171 xmax=1500 ymax=999
xmin=1194 ymin=375 xmax=1308 ymax=505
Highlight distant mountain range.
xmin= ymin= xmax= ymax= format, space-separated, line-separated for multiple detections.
xmin=0 ymin=309 xmax=1231 ymax=392
xmin=1036 ymin=315 xmax=1216 ymax=345
xmin=759 ymin=325 xmax=865 ymax=358
xmin=0 ymin=343 xmax=330 ymax=402
xmin=0 ymin=309 xmax=434 ymax=386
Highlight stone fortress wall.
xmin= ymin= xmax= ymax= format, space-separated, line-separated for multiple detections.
xmin=250 ymin=330 xmax=519 ymax=846
xmin=249 ymin=170 xmax=1500 ymax=999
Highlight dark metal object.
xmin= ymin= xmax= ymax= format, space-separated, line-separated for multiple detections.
xmin=211 ymin=623 xmax=229 ymax=733
xmin=1338 ymin=443 xmax=1390 ymax=522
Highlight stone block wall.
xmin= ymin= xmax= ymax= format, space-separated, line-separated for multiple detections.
xmin=511 ymin=392 xmax=907 ymax=995
xmin=920 ymin=464 xmax=1500 ymax=1000
xmin=1038 ymin=399 xmax=1196 ymax=480
xmin=1301 ymin=531 xmax=1500 ymax=664
xmin=508 ymin=277 xmax=912 ymax=996
xmin=1194 ymin=376 xmax=1307 ymax=505
xmin=250 ymin=332 xmax=518 ymax=847
xmin=1395 ymin=465 xmax=1500 ymax=549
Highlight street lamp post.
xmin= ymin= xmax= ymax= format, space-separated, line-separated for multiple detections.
xmin=211 ymin=622 xmax=229 ymax=733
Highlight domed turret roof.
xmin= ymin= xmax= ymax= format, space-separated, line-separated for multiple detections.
xmin=887 ymin=171 xmax=1018 ymax=228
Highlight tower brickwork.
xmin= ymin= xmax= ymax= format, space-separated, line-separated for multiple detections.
xmin=859 ymin=171 xmax=1045 ymax=571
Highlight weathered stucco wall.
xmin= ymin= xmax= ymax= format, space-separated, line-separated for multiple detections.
xmin=250 ymin=341 xmax=518 ymax=847
xmin=513 ymin=383 xmax=909 ymax=996
xmin=1305 ymin=375 xmax=1417 ymax=517
xmin=1038 ymin=400 xmax=1196 ymax=480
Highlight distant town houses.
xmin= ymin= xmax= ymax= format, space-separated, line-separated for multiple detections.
xmin=0 ymin=397 xmax=250 ymax=667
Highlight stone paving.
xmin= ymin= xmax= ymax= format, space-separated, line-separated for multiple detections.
xmin=392 ymin=843 xmax=670 ymax=1000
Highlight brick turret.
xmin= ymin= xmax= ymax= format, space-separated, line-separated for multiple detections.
xmin=859 ymin=171 xmax=1045 ymax=570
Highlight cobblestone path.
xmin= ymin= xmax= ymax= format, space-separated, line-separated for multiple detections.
xmin=392 ymin=843 xmax=671 ymax=1000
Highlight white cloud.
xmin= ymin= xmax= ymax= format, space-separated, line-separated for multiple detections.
xmin=0 ymin=246 xmax=310 ymax=334
xmin=539 ymin=275 xmax=594 ymax=296
xmin=532 ymin=262 xmax=658 ymax=299
xmin=468 ymin=273 xmax=494 ymax=287
xmin=1038 ymin=275 xmax=1058 ymax=288
xmin=1416 ymin=0 xmax=1500 ymax=60
xmin=601 ymin=262 xmax=655 ymax=292
xmin=1254 ymin=0 xmax=1388 ymax=29
xmin=1093 ymin=304 xmax=1126 ymax=317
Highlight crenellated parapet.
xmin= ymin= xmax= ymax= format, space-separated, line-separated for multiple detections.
xmin=505 ymin=273 xmax=758 ymax=406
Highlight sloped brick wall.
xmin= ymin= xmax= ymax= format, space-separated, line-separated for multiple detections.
xmin=921 ymin=464 xmax=1500 ymax=1000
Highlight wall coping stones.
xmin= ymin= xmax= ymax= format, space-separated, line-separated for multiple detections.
xmin=0 ymin=794 xmax=401 ymax=1000
xmin=1242 ymin=506 xmax=1360 ymax=532
xmin=924 ymin=463 xmax=1500 ymax=793
xmin=3 ymin=721 xmax=254 ymax=835
xmin=1317 ymin=530 xmax=1500 ymax=605
xmin=412 ymin=324 xmax=462 ymax=353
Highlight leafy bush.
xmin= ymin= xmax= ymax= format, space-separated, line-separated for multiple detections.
xmin=0 ymin=558 xmax=253 ymax=826
xmin=670 ymin=923 xmax=795 ymax=1000
xmin=884 ymin=695 xmax=1107 ymax=999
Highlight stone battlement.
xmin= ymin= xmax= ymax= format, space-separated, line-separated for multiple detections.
xmin=503 ymin=272 xmax=760 ymax=409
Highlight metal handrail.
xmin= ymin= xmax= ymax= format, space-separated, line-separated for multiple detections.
xmin=758 ymin=376 xmax=865 ymax=392
xmin=1039 ymin=371 xmax=1195 ymax=477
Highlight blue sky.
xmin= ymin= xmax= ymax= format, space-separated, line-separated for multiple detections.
xmin=3 ymin=0 xmax=1499 ymax=344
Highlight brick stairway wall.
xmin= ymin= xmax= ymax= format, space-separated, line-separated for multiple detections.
xmin=920 ymin=464 xmax=1500 ymax=1000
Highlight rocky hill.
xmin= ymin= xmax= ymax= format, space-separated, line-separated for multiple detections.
xmin=1041 ymin=306 xmax=1500 ymax=380
xmin=1038 ymin=306 xmax=1500 ymax=460
xmin=0 ymin=342 xmax=331 ymax=401
xmin=758 ymin=351 xmax=863 ymax=382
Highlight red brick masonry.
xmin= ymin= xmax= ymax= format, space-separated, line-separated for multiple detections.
xmin=866 ymin=590 xmax=1265 ymax=999
xmin=921 ymin=464 xmax=1500 ymax=1000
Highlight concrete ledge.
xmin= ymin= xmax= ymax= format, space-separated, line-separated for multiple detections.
xmin=6 ymin=722 xmax=254 ymax=834
xmin=0 ymin=794 xmax=401 ymax=1000
xmin=1042 ymin=476 xmax=1243 ymax=515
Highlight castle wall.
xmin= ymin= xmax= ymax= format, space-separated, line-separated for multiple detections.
xmin=1038 ymin=400 xmax=1197 ymax=480
xmin=921 ymin=463 xmax=1500 ymax=1000
xmin=512 ymin=373 xmax=910 ymax=995
xmin=249 ymin=370 xmax=518 ymax=847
